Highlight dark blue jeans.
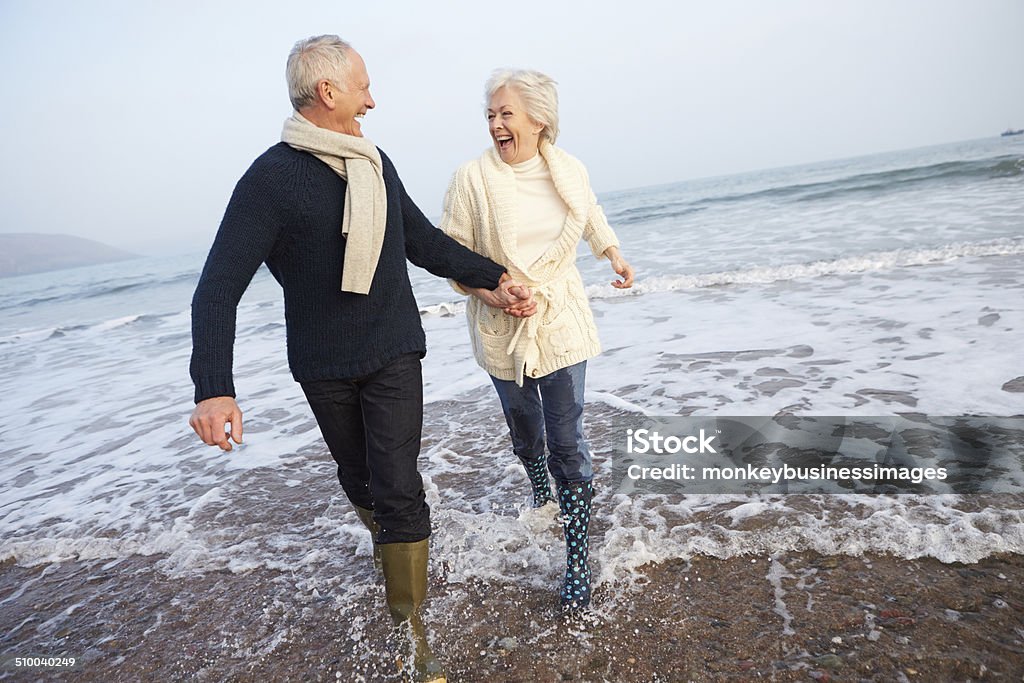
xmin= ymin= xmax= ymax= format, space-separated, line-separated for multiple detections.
xmin=490 ymin=361 xmax=593 ymax=483
xmin=300 ymin=352 xmax=430 ymax=544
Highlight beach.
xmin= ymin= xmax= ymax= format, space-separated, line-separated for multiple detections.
xmin=4 ymin=550 xmax=1023 ymax=681
xmin=2 ymin=136 xmax=1023 ymax=681
xmin=2 ymin=398 xmax=1022 ymax=681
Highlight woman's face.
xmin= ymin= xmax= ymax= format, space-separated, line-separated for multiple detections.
xmin=487 ymin=86 xmax=542 ymax=165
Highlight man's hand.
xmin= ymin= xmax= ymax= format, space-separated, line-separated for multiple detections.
xmin=189 ymin=396 xmax=243 ymax=452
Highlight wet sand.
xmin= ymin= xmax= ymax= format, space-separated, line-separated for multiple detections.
xmin=2 ymin=547 xmax=1021 ymax=681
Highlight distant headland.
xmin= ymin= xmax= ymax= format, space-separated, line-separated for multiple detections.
xmin=0 ymin=233 xmax=139 ymax=278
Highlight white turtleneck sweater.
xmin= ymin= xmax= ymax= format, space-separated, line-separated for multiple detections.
xmin=510 ymin=154 xmax=569 ymax=268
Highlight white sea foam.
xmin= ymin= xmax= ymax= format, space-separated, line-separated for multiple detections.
xmin=419 ymin=300 xmax=466 ymax=318
xmin=767 ymin=557 xmax=796 ymax=636
xmin=93 ymin=314 xmax=145 ymax=331
xmin=584 ymin=238 xmax=1024 ymax=299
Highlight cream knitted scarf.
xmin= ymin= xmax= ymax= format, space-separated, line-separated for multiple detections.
xmin=281 ymin=112 xmax=386 ymax=294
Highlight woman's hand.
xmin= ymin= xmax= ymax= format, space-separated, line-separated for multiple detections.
xmin=604 ymin=246 xmax=635 ymax=288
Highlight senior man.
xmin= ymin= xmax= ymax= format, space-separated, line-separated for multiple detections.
xmin=188 ymin=35 xmax=533 ymax=682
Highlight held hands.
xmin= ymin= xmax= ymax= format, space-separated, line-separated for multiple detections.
xmin=189 ymin=396 xmax=243 ymax=452
xmin=493 ymin=273 xmax=537 ymax=318
xmin=604 ymin=246 xmax=635 ymax=289
xmin=461 ymin=273 xmax=537 ymax=318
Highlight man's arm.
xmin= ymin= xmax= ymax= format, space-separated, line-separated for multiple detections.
xmin=397 ymin=173 xmax=506 ymax=290
xmin=189 ymin=164 xmax=288 ymax=450
xmin=401 ymin=182 xmax=536 ymax=316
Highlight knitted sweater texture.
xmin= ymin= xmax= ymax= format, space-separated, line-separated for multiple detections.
xmin=190 ymin=142 xmax=506 ymax=403
xmin=440 ymin=142 xmax=620 ymax=385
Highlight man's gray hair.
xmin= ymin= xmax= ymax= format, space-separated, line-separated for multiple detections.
xmin=484 ymin=69 xmax=559 ymax=145
xmin=286 ymin=35 xmax=354 ymax=110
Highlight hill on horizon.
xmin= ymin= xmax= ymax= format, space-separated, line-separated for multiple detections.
xmin=0 ymin=233 xmax=139 ymax=278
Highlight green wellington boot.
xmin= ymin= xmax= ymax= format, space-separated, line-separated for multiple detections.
xmin=353 ymin=505 xmax=383 ymax=572
xmin=379 ymin=540 xmax=446 ymax=682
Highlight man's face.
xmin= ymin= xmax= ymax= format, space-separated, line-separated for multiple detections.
xmin=327 ymin=50 xmax=375 ymax=137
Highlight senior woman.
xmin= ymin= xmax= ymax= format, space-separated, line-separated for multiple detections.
xmin=441 ymin=69 xmax=634 ymax=610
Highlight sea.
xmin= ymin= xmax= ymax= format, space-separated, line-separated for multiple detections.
xmin=1 ymin=135 xmax=1023 ymax=679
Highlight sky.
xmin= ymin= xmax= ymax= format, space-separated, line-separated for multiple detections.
xmin=1 ymin=0 xmax=1022 ymax=256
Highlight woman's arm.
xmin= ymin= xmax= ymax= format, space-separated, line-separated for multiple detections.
xmin=578 ymin=165 xmax=635 ymax=288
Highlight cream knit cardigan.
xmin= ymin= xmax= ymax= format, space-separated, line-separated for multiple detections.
xmin=440 ymin=141 xmax=620 ymax=385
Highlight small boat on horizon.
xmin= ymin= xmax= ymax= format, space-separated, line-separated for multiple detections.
xmin=1001 ymin=128 xmax=1024 ymax=137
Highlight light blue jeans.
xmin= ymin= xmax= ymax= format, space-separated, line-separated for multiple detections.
xmin=490 ymin=361 xmax=593 ymax=483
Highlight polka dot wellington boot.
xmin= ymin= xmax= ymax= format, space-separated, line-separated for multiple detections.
xmin=521 ymin=454 xmax=556 ymax=508
xmin=556 ymin=479 xmax=594 ymax=611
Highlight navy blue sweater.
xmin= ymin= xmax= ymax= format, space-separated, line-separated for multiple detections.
xmin=190 ymin=143 xmax=505 ymax=403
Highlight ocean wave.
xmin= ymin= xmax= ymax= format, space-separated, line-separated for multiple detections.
xmin=81 ymin=272 xmax=199 ymax=300
xmin=608 ymin=154 xmax=1024 ymax=224
xmin=606 ymin=203 xmax=706 ymax=226
xmin=0 ymin=271 xmax=199 ymax=312
xmin=585 ymin=238 xmax=1024 ymax=298
xmin=413 ymin=239 xmax=1024 ymax=311
xmin=420 ymin=301 xmax=466 ymax=318
xmin=13 ymin=293 xmax=65 ymax=308
xmin=1 ymin=312 xmax=179 ymax=345
xmin=93 ymin=314 xmax=145 ymax=331
xmin=47 ymin=324 xmax=90 ymax=339
xmin=743 ymin=155 xmax=1024 ymax=205
xmin=597 ymin=495 xmax=1024 ymax=573
xmin=0 ymin=326 xmax=67 ymax=344
xmin=3 ymin=495 xmax=1021 ymax=571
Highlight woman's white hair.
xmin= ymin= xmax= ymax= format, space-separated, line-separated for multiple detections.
xmin=484 ymin=69 xmax=559 ymax=145
xmin=286 ymin=35 xmax=353 ymax=110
